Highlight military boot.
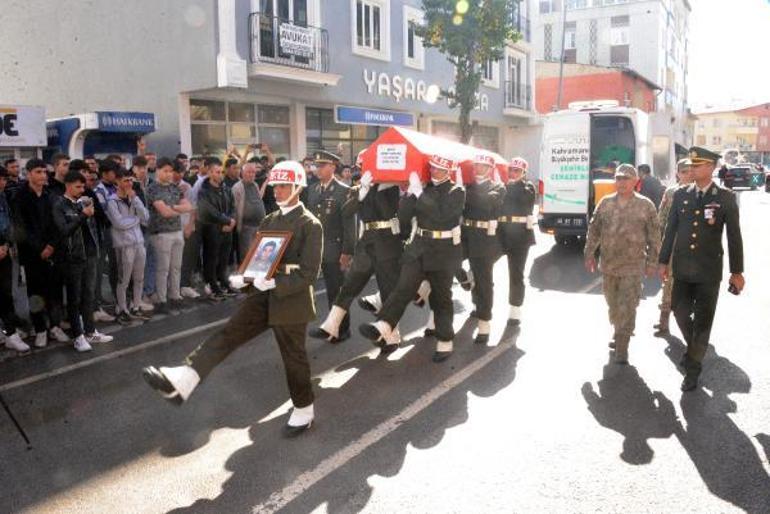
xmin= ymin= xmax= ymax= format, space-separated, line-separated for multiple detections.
xmin=614 ymin=335 xmax=630 ymax=365
xmin=653 ymin=310 xmax=670 ymax=337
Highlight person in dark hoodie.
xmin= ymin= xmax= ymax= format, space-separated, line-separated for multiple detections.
xmin=197 ymin=158 xmax=237 ymax=300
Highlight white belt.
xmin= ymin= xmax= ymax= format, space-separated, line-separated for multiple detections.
xmin=498 ymin=215 xmax=528 ymax=223
xmin=416 ymin=226 xmax=462 ymax=245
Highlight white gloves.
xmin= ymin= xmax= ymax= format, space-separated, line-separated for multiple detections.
xmin=254 ymin=278 xmax=276 ymax=291
xmin=408 ymin=172 xmax=423 ymax=198
xmin=228 ymin=274 xmax=246 ymax=290
xmin=358 ymin=171 xmax=373 ymax=201
xmin=454 ymin=168 xmax=464 ymax=187
xmin=493 ymin=170 xmax=502 ymax=185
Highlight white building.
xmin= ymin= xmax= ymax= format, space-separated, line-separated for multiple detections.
xmin=533 ymin=0 xmax=692 ymax=174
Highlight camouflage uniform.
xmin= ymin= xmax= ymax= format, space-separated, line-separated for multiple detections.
xmin=656 ymin=185 xmax=679 ymax=314
xmin=585 ymin=192 xmax=660 ymax=358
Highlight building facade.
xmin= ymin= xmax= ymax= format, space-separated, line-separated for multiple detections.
xmin=533 ymin=0 xmax=692 ymax=175
xmin=0 ymin=0 xmax=539 ymax=164
xmin=694 ymin=103 xmax=770 ymax=163
xmin=535 ymin=61 xmax=659 ymax=114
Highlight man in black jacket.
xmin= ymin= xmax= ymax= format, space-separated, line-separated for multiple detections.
xmin=198 ymin=159 xmax=237 ymax=299
xmin=51 ymin=171 xmax=114 ymax=351
xmin=13 ymin=159 xmax=69 ymax=349
xmin=658 ymin=147 xmax=745 ymax=392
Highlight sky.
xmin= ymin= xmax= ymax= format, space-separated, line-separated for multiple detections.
xmin=688 ymin=0 xmax=770 ymax=111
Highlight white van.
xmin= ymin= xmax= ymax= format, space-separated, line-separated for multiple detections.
xmin=537 ymin=101 xmax=652 ymax=244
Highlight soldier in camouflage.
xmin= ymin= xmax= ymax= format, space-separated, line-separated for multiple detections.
xmin=584 ymin=164 xmax=660 ymax=364
xmin=653 ymin=158 xmax=693 ymax=336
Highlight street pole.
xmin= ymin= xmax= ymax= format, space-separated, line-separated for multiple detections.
xmin=555 ymin=1 xmax=569 ymax=111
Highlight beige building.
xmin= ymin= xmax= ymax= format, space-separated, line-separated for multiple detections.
xmin=694 ymin=103 xmax=770 ymax=154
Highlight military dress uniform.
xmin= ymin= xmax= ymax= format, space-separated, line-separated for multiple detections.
xmin=585 ymin=165 xmax=660 ymax=363
xmin=659 ymin=148 xmax=744 ymax=390
xmin=462 ymin=177 xmax=505 ymax=343
xmin=498 ymin=178 xmax=536 ymax=325
xmin=361 ymin=172 xmax=465 ymax=362
xmin=306 ymin=152 xmax=356 ymax=339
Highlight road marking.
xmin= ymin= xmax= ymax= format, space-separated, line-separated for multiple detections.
xmin=0 ymin=289 xmax=327 ymax=393
xmin=252 ymin=342 xmax=514 ymax=514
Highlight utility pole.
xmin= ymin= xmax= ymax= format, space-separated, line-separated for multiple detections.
xmin=555 ymin=1 xmax=569 ymax=111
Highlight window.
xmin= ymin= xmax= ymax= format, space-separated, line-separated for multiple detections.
xmin=712 ymin=136 xmax=722 ymax=146
xmin=190 ymin=100 xmax=291 ymax=157
xmin=762 ymin=118 xmax=770 ymax=128
xmin=403 ymin=5 xmax=424 ymax=70
xmin=565 ymin=22 xmax=576 ymax=49
xmin=352 ymin=0 xmax=390 ymax=61
xmin=610 ymin=15 xmax=629 ymax=66
xmin=713 ymin=119 xmax=721 ymax=128
xmin=589 ymin=19 xmax=597 ymax=64
xmin=696 ymin=135 xmax=706 ymax=146
xmin=544 ymin=24 xmax=553 ymax=61
xmin=539 ymin=0 xmax=561 ymax=14
xmin=481 ymin=59 xmax=500 ymax=88
xmin=305 ymin=107 xmax=386 ymax=164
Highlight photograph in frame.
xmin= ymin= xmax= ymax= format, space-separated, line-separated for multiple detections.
xmin=238 ymin=231 xmax=292 ymax=283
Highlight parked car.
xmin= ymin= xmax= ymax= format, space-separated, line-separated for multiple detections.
xmin=723 ymin=165 xmax=759 ymax=190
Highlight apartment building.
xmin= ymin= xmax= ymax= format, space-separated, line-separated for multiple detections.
xmin=694 ymin=103 xmax=770 ymax=163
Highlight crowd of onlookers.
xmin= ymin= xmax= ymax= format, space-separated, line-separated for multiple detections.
xmin=0 ymin=144 xmax=353 ymax=354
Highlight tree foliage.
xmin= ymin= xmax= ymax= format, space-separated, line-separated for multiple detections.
xmin=418 ymin=0 xmax=520 ymax=143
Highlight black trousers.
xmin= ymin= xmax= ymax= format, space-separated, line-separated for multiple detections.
xmin=185 ymin=292 xmax=313 ymax=408
xmin=24 ymin=257 xmax=62 ymax=333
xmin=469 ymin=255 xmax=498 ymax=321
xmin=0 ymin=256 xmax=23 ymax=335
xmin=96 ymin=235 xmax=118 ymax=305
xmin=506 ymin=246 xmax=531 ymax=307
xmin=201 ymin=225 xmax=233 ymax=293
xmin=334 ymin=244 xmax=400 ymax=312
xmin=59 ymin=256 xmax=98 ymax=338
xmin=378 ymin=260 xmax=455 ymax=341
xmin=671 ymin=279 xmax=720 ymax=373
xmin=322 ymin=260 xmax=349 ymax=333
xmin=181 ymin=228 xmax=202 ymax=288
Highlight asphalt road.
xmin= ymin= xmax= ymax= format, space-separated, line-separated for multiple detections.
xmin=2 ymin=190 xmax=769 ymax=514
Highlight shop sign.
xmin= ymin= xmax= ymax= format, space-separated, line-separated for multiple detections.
xmin=96 ymin=112 xmax=156 ymax=133
xmin=0 ymin=105 xmax=46 ymax=147
xmin=279 ymin=23 xmax=314 ymax=58
xmin=363 ymin=69 xmax=489 ymax=111
xmin=335 ymin=106 xmax=414 ymax=127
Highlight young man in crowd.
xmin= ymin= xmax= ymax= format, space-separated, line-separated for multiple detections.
xmin=13 ymin=159 xmax=69 ymax=348
xmin=223 ymin=158 xmax=241 ymax=188
xmin=0 ymin=166 xmax=30 ymax=352
xmin=52 ymin=171 xmax=113 ymax=351
xmin=175 ymin=154 xmax=190 ymax=175
xmin=48 ymin=153 xmax=70 ymax=196
xmin=197 ymin=158 xmax=237 ymax=299
xmin=3 ymin=158 xmax=22 ymax=201
xmin=106 ymin=169 xmax=151 ymax=324
xmin=146 ymin=158 xmax=193 ymax=314
xmin=231 ymin=162 xmax=266 ymax=261
xmin=93 ymin=160 xmax=120 ymax=321
xmin=637 ymin=164 xmax=664 ymax=209
xmin=131 ymin=155 xmax=156 ymax=302
xmin=173 ymin=161 xmax=200 ymax=299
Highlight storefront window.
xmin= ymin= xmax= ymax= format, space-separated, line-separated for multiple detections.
xmin=431 ymin=120 xmax=500 ymax=153
xmin=190 ymin=100 xmax=291 ymax=158
xmin=305 ymin=107 xmax=386 ymax=164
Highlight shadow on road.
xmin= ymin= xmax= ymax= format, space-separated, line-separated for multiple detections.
xmin=167 ymin=329 xmax=525 ymax=513
xmin=581 ymin=359 xmax=679 ymax=465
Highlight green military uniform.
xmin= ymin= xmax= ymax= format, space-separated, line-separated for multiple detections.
xmin=371 ymin=179 xmax=465 ymax=347
xmin=306 ymin=152 xmax=356 ymax=337
xmin=585 ymin=174 xmax=660 ymax=362
xmin=659 ymin=150 xmax=743 ymax=388
xmin=333 ymin=183 xmax=402 ymax=311
xmin=498 ymin=179 xmax=537 ymax=315
xmin=461 ymin=179 xmax=505 ymax=325
xmin=656 ymin=184 xmax=681 ymax=316
xmin=185 ymin=203 xmax=323 ymax=408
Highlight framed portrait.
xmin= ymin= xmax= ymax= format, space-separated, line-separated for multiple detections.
xmin=239 ymin=231 xmax=292 ymax=283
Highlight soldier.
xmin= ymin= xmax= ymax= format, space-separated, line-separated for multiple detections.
xmin=142 ymin=162 xmax=323 ymax=437
xmin=658 ymin=147 xmax=745 ymax=392
xmin=359 ymin=155 xmax=465 ymax=362
xmin=498 ymin=157 xmax=537 ymax=327
xmin=585 ymin=164 xmax=660 ymax=364
xmin=653 ymin=158 xmax=694 ymax=336
xmin=310 ymin=170 xmax=403 ymax=352
xmin=461 ymin=155 xmax=506 ymax=344
xmin=306 ymin=151 xmax=356 ymax=342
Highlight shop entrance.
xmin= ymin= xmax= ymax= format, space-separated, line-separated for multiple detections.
xmin=305 ymin=107 xmax=386 ymax=164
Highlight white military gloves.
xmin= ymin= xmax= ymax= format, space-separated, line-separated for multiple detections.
xmin=454 ymin=167 xmax=464 ymax=187
xmin=408 ymin=172 xmax=423 ymax=198
xmin=358 ymin=171 xmax=373 ymax=201
xmin=254 ymin=278 xmax=276 ymax=291
xmin=493 ymin=170 xmax=502 ymax=185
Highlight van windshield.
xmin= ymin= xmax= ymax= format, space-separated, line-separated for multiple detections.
xmin=589 ymin=115 xmax=636 ymax=178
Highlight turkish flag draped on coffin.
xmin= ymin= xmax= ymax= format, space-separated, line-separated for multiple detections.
xmin=359 ymin=127 xmax=508 ymax=184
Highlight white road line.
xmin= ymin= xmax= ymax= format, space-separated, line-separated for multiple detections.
xmin=252 ymin=342 xmax=514 ymax=514
xmin=0 ymin=289 xmax=327 ymax=393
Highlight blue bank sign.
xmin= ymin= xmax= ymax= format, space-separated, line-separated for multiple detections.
xmin=96 ymin=111 xmax=156 ymax=133
xmin=335 ymin=105 xmax=414 ymax=127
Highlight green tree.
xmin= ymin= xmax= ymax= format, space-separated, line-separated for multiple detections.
xmin=418 ymin=0 xmax=520 ymax=143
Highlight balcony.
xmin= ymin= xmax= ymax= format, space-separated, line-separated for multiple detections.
xmin=247 ymin=13 xmax=340 ymax=86
xmin=504 ymin=81 xmax=533 ymax=114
